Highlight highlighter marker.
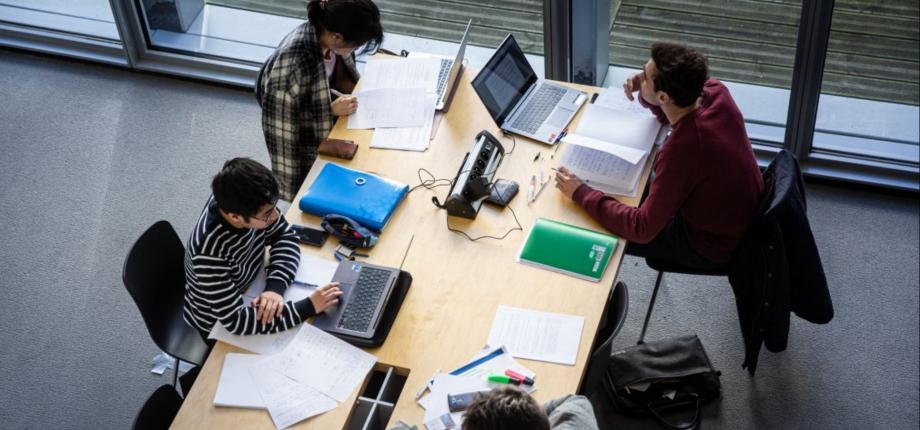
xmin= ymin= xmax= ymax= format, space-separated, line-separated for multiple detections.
xmin=504 ymin=369 xmax=534 ymax=386
xmin=488 ymin=374 xmax=521 ymax=385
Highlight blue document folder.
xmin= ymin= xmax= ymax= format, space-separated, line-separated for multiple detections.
xmin=298 ymin=163 xmax=409 ymax=231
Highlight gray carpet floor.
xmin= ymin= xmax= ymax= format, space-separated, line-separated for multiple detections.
xmin=0 ymin=49 xmax=917 ymax=430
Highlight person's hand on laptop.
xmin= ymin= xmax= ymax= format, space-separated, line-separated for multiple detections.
xmin=310 ymin=282 xmax=344 ymax=313
xmin=332 ymin=95 xmax=358 ymax=116
xmin=252 ymin=291 xmax=284 ymax=325
xmin=555 ymin=166 xmax=585 ymax=200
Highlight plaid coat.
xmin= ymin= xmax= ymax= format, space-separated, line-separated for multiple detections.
xmin=256 ymin=22 xmax=359 ymax=201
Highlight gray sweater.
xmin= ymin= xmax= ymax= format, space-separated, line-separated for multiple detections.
xmin=545 ymin=395 xmax=600 ymax=430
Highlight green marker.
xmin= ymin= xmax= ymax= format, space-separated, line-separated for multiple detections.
xmin=488 ymin=374 xmax=521 ymax=385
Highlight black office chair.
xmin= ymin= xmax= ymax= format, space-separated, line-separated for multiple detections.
xmin=580 ymin=281 xmax=629 ymax=396
xmin=123 ymin=221 xmax=209 ymax=392
xmin=132 ymin=384 xmax=183 ymax=430
xmin=637 ymin=262 xmax=729 ymax=344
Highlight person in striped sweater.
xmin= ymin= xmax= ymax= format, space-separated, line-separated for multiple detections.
xmin=183 ymin=158 xmax=342 ymax=336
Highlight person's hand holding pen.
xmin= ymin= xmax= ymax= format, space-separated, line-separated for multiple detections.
xmin=331 ymin=89 xmax=358 ymax=116
xmin=554 ymin=166 xmax=584 ymax=200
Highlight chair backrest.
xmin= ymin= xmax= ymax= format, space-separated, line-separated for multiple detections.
xmin=132 ymin=384 xmax=183 ymax=430
xmin=579 ymin=281 xmax=629 ymax=395
xmin=123 ymin=220 xmax=207 ymax=365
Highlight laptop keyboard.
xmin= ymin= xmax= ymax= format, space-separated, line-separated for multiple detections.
xmin=337 ymin=266 xmax=392 ymax=332
xmin=509 ymin=84 xmax=566 ymax=134
xmin=436 ymin=58 xmax=453 ymax=97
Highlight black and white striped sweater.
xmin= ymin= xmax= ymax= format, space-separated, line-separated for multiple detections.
xmin=183 ymin=196 xmax=315 ymax=335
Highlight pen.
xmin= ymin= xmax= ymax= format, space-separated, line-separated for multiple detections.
xmin=487 ymin=374 xmax=521 ymax=385
xmin=527 ymin=175 xmax=536 ymax=202
xmin=539 ymin=156 xmax=545 ymax=185
xmin=555 ymin=128 xmax=568 ymax=144
xmin=292 ymin=280 xmax=318 ymax=289
xmin=532 ymin=179 xmax=549 ymax=202
xmin=330 ymin=88 xmax=345 ymax=97
xmin=504 ymin=369 xmax=534 ymax=386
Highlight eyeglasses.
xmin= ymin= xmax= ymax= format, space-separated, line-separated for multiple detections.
xmin=253 ymin=203 xmax=278 ymax=224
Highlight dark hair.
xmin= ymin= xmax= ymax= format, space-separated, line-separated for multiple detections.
xmin=307 ymin=0 xmax=383 ymax=55
xmin=211 ymin=158 xmax=279 ymax=220
xmin=650 ymin=42 xmax=709 ymax=107
xmin=461 ymin=387 xmax=550 ymax=430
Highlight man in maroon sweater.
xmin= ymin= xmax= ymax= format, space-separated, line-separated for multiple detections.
xmin=555 ymin=43 xmax=763 ymax=269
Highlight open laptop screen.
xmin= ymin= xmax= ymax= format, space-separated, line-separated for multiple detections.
xmin=472 ymin=34 xmax=538 ymax=125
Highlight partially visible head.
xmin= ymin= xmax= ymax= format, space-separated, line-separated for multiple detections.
xmin=461 ymin=387 xmax=550 ymax=430
xmin=211 ymin=158 xmax=280 ymax=228
xmin=642 ymin=42 xmax=709 ymax=108
xmin=307 ymin=0 xmax=383 ymax=57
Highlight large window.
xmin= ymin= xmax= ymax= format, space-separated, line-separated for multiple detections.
xmin=0 ymin=0 xmax=916 ymax=190
xmin=606 ymin=0 xmax=802 ymax=145
xmin=141 ymin=0 xmax=546 ymax=71
xmin=0 ymin=0 xmax=120 ymax=40
xmin=812 ymin=1 xmax=919 ymax=167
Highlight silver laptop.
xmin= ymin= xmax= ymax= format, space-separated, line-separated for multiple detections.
xmin=472 ymin=34 xmax=588 ymax=145
xmin=312 ymin=260 xmax=400 ymax=340
xmin=434 ymin=19 xmax=473 ymax=111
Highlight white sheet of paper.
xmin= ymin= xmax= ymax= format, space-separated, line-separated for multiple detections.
xmin=370 ymin=94 xmax=438 ymax=151
xmin=208 ymin=323 xmax=300 ymax=356
xmin=360 ymin=57 xmax=441 ymax=92
xmin=560 ymin=142 xmax=646 ymax=196
xmin=249 ymin=365 xmax=338 ymax=430
xmin=562 ymin=133 xmax=648 ymax=165
xmin=261 ymin=323 xmax=377 ymax=402
xmin=594 ymin=87 xmax=657 ymax=117
xmin=291 ymin=253 xmax=339 ymax=301
xmin=487 ymin=306 xmax=585 ymax=366
xmin=349 ymin=88 xmax=428 ymax=129
xmin=571 ymin=104 xmax=659 ymax=155
xmin=214 ymin=353 xmax=264 ymax=408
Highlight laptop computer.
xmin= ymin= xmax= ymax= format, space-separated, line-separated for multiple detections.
xmin=312 ymin=260 xmax=401 ymax=340
xmin=433 ymin=19 xmax=473 ymax=111
xmin=471 ymin=34 xmax=588 ymax=145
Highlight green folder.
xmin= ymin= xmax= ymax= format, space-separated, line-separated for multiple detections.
xmin=518 ymin=218 xmax=619 ymax=282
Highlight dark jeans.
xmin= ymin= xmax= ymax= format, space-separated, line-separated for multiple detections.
xmin=625 ymin=216 xmax=726 ymax=271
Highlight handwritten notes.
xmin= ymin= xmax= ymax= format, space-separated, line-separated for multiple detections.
xmin=260 ymin=323 xmax=377 ymax=402
xmin=250 ymin=365 xmax=338 ymax=430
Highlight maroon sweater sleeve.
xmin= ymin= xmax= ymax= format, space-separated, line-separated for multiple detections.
xmin=638 ymin=95 xmax=668 ymax=125
xmin=572 ymin=125 xmax=697 ymax=244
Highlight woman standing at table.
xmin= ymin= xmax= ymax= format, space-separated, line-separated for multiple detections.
xmin=256 ymin=0 xmax=383 ymax=201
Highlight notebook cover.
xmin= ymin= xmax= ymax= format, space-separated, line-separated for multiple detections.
xmin=298 ymin=163 xmax=409 ymax=231
xmin=518 ymin=218 xmax=618 ymax=282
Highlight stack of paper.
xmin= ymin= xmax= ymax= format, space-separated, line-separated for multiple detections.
xmin=350 ymin=57 xmax=443 ymax=151
xmin=560 ymin=89 xmax=662 ymax=197
xmin=210 ymin=254 xmax=377 ymax=429
xmin=419 ymin=346 xmax=537 ymax=429
xmin=213 ymin=324 xmax=377 ymax=430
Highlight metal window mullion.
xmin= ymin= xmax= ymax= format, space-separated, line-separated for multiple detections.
xmin=107 ymin=0 xmax=146 ymax=67
xmin=543 ymin=0 xmax=571 ymax=81
xmin=783 ymin=0 xmax=835 ymax=161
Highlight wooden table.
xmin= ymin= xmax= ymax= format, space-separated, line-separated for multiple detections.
xmin=172 ymin=58 xmax=655 ymax=429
